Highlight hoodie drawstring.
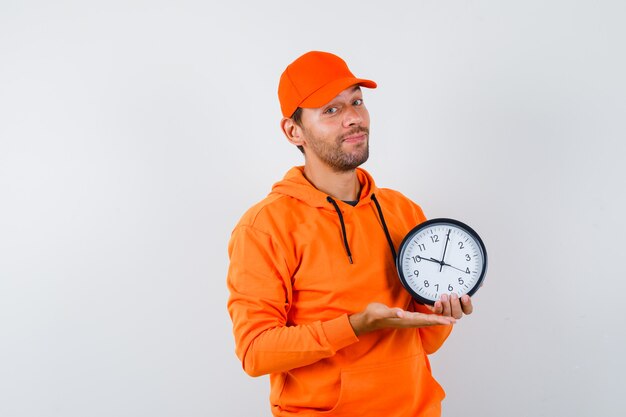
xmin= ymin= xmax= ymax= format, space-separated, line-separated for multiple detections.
xmin=326 ymin=196 xmax=353 ymax=264
xmin=326 ymin=194 xmax=397 ymax=264
xmin=371 ymin=194 xmax=398 ymax=261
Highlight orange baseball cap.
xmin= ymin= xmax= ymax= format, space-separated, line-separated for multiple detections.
xmin=278 ymin=51 xmax=377 ymax=118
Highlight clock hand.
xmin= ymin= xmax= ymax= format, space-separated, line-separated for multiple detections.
xmin=429 ymin=256 xmax=444 ymax=264
xmin=439 ymin=229 xmax=451 ymax=272
xmin=418 ymin=256 xmax=442 ymax=265
xmin=417 ymin=256 xmax=466 ymax=275
xmin=423 ymin=254 xmax=469 ymax=275
xmin=439 ymin=261 xmax=470 ymax=275
xmin=428 ymin=256 xmax=449 ymax=272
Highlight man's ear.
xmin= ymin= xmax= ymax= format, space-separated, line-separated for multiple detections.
xmin=280 ymin=118 xmax=305 ymax=148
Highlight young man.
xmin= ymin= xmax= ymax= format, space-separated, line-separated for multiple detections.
xmin=227 ymin=51 xmax=473 ymax=417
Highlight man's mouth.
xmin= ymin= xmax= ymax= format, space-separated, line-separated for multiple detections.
xmin=342 ymin=130 xmax=369 ymax=143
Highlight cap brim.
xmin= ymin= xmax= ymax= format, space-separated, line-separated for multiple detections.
xmin=299 ymin=77 xmax=377 ymax=109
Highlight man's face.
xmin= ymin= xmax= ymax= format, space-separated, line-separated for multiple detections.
xmin=298 ymin=85 xmax=370 ymax=172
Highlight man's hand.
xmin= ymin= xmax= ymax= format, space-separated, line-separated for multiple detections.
xmin=426 ymin=293 xmax=473 ymax=319
xmin=349 ymin=302 xmax=456 ymax=336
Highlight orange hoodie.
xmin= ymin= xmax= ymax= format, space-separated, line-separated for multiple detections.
xmin=227 ymin=167 xmax=452 ymax=417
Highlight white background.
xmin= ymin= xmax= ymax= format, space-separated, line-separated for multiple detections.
xmin=1 ymin=1 xmax=625 ymax=416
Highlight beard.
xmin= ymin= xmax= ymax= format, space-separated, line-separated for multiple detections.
xmin=305 ymin=126 xmax=370 ymax=172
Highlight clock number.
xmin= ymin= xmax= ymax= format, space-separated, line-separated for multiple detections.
xmin=448 ymin=284 xmax=454 ymax=292
xmin=413 ymin=270 xmax=420 ymax=277
xmin=465 ymin=267 xmax=470 ymax=274
xmin=458 ymin=242 xmax=464 ymax=249
xmin=465 ymin=254 xmax=471 ymax=261
xmin=418 ymin=244 xmax=426 ymax=252
xmin=430 ymin=235 xmax=439 ymax=243
xmin=458 ymin=277 xmax=464 ymax=285
xmin=434 ymin=284 xmax=439 ymax=291
xmin=411 ymin=255 xmax=421 ymax=263
xmin=424 ymin=280 xmax=429 ymax=287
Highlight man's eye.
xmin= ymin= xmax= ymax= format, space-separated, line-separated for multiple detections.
xmin=353 ymin=99 xmax=363 ymax=105
xmin=324 ymin=107 xmax=338 ymax=114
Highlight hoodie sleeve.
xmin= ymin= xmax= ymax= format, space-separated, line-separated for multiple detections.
xmin=412 ymin=300 xmax=454 ymax=354
xmin=227 ymin=225 xmax=359 ymax=377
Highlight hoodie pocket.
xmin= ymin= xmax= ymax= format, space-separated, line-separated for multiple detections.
xmin=321 ymin=353 xmax=445 ymax=417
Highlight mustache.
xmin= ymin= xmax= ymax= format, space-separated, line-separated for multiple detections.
xmin=339 ymin=127 xmax=370 ymax=141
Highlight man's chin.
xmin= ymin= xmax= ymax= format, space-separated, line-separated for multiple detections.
xmin=334 ymin=154 xmax=369 ymax=172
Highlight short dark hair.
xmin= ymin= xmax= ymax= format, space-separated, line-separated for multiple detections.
xmin=290 ymin=107 xmax=305 ymax=154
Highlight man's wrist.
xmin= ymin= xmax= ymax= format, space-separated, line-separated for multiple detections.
xmin=348 ymin=311 xmax=367 ymax=336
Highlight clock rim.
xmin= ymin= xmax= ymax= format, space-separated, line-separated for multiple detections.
xmin=395 ymin=217 xmax=488 ymax=306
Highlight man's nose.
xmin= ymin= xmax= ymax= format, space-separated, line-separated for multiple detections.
xmin=342 ymin=105 xmax=362 ymax=127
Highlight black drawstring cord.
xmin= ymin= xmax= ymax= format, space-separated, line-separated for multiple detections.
xmin=326 ymin=196 xmax=353 ymax=264
xmin=371 ymin=194 xmax=398 ymax=261
xmin=326 ymin=194 xmax=397 ymax=264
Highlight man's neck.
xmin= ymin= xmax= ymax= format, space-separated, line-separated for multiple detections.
xmin=303 ymin=162 xmax=360 ymax=202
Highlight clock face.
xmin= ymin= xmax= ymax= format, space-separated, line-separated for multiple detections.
xmin=396 ymin=218 xmax=487 ymax=305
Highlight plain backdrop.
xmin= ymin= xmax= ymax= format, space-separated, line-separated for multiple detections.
xmin=1 ymin=1 xmax=625 ymax=416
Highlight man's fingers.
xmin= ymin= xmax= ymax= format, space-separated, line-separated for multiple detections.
xmin=427 ymin=313 xmax=456 ymax=326
xmin=434 ymin=294 xmax=473 ymax=318
xmin=379 ymin=293 xmax=473 ymax=327
xmin=430 ymin=300 xmax=442 ymax=315
xmin=440 ymin=294 xmax=452 ymax=317
xmin=392 ymin=307 xmax=405 ymax=318
xmin=461 ymin=295 xmax=473 ymax=315
xmin=450 ymin=293 xmax=463 ymax=319
xmin=391 ymin=311 xmax=455 ymax=327
xmin=356 ymin=302 xmax=461 ymax=334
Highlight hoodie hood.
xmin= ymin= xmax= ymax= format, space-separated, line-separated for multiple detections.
xmin=269 ymin=166 xmax=395 ymax=264
xmin=270 ymin=166 xmax=378 ymax=208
